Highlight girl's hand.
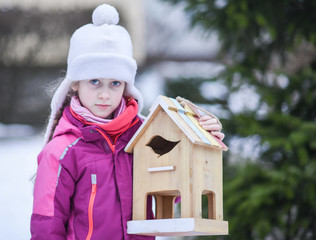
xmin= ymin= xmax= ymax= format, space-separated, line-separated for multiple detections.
xmin=199 ymin=115 xmax=225 ymax=140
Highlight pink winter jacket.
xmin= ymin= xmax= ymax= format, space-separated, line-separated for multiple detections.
xmin=31 ymin=107 xmax=154 ymax=240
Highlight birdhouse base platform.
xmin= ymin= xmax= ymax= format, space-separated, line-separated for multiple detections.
xmin=127 ymin=218 xmax=228 ymax=236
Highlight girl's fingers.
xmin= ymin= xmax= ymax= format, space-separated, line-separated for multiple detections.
xmin=200 ymin=118 xmax=217 ymax=125
xmin=198 ymin=115 xmax=224 ymax=139
xmin=199 ymin=115 xmax=215 ymax=122
xmin=199 ymin=121 xmax=222 ymax=131
xmin=211 ymin=131 xmax=225 ymax=140
xmin=199 ymin=115 xmax=221 ymax=128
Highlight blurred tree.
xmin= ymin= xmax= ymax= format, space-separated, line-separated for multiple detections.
xmin=162 ymin=0 xmax=316 ymax=239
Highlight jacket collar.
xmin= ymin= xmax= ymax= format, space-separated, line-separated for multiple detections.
xmin=62 ymin=106 xmax=142 ymax=145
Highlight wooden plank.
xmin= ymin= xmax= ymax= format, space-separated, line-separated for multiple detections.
xmin=183 ymin=104 xmax=221 ymax=147
xmin=161 ymin=96 xmax=202 ymax=144
xmin=155 ymin=196 xmax=175 ymax=219
xmin=169 ymin=98 xmax=212 ymax=145
xmin=125 ymin=97 xmax=165 ymax=153
xmin=181 ymin=100 xmax=228 ymax=151
xmin=127 ymin=218 xmax=229 ymax=236
xmin=148 ymin=166 xmax=175 ymax=173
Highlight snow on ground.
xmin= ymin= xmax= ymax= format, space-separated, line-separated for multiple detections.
xmin=0 ymin=134 xmax=41 ymax=239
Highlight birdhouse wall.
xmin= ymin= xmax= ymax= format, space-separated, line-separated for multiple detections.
xmin=131 ymin=106 xmax=224 ymax=221
xmin=132 ymin=108 xmax=193 ymax=220
xmin=191 ymin=145 xmax=224 ymax=220
xmin=127 ymin=96 xmax=228 ymax=236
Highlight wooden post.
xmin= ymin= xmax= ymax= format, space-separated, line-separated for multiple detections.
xmin=155 ymin=195 xmax=175 ymax=219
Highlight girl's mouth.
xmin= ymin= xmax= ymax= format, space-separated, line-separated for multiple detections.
xmin=96 ymin=104 xmax=110 ymax=109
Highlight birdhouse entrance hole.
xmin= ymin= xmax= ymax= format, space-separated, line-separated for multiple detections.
xmin=202 ymin=191 xmax=216 ymax=219
xmin=146 ymin=135 xmax=180 ymax=157
xmin=148 ymin=191 xmax=181 ymax=219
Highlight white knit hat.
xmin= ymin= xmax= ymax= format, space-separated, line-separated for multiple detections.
xmin=44 ymin=4 xmax=143 ymax=143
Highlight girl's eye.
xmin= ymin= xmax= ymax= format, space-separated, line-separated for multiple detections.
xmin=111 ymin=81 xmax=121 ymax=87
xmin=90 ymin=79 xmax=100 ymax=85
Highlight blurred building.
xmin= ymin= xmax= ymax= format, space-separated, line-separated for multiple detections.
xmin=0 ymin=0 xmax=146 ymax=65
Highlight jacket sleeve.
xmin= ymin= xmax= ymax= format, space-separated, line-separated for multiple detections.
xmin=30 ymin=141 xmax=75 ymax=240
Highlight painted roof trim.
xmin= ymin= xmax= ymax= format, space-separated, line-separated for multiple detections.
xmin=125 ymin=95 xmax=228 ymax=153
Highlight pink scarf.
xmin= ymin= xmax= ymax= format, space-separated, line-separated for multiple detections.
xmin=69 ymin=96 xmax=139 ymax=142
xmin=70 ymin=96 xmax=126 ymax=124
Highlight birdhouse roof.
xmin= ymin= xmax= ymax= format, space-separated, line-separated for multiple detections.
xmin=125 ymin=95 xmax=228 ymax=153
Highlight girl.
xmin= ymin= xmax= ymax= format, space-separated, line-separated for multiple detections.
xmin=30 ymin=4 xmax=224 ymax=240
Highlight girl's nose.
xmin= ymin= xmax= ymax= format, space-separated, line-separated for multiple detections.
xmin=97 ymin=90 xmax=110 ymax=100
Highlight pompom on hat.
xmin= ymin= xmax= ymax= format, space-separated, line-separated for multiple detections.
xmin=44 ymin=4 xmax=143 ymax=144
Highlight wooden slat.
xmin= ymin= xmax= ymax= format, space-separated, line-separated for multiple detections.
xmin=182 ymin=105 xmax=221 ymax=147
xmin=161 ymin=96 xmax=202 ymax=144
xmin=127 ymin=218 xmax=229 ymax=236
xmin=148 ymin=166 xmax=175 ymax=173
xmin=169 ymin=98 xmax=211 ymax=145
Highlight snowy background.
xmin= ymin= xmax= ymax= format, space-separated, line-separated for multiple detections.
xmin=0 ymin=127 xmax=40 ymax=239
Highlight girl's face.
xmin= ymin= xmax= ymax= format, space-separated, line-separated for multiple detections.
xmin=72 ymin=78 xmax=125 ymax=119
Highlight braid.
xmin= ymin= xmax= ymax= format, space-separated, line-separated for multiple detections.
xmin=47 ymin=87 xmax=77 ymax=142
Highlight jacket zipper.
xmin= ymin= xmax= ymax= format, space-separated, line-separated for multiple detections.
xmin=86 ymin=174 xmax=97 ymax=240
xmin=113 ymin=118 xmax=140 ymax=144
xmin=96 ymin=129 xmax=115 ymax=153
xmin=96 ymin=118 xmax=140 ymax=153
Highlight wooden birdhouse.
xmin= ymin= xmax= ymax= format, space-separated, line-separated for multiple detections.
xmin=126 ymin=96 xmax=229 ymax=236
